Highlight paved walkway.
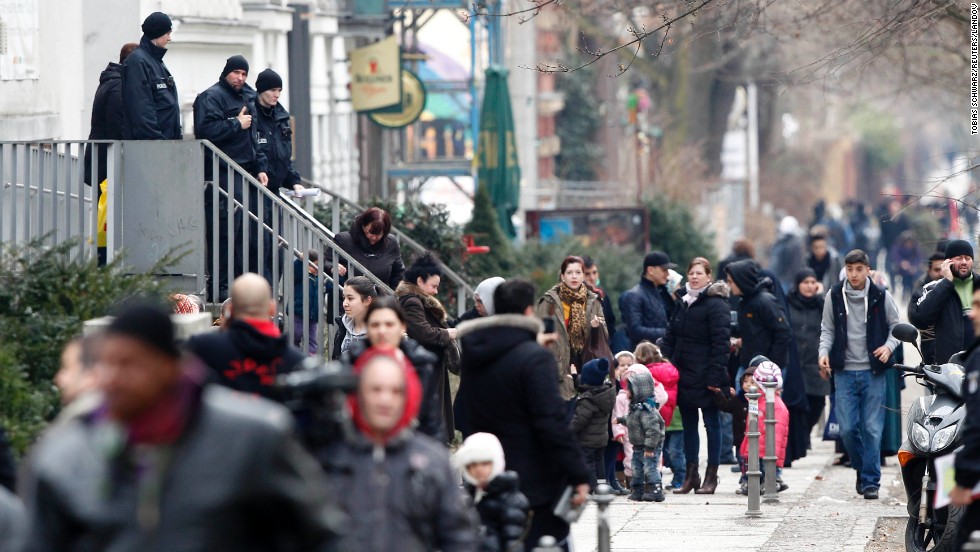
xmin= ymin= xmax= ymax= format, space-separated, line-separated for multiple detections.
xmin=570 ymin=438 xmax=907 ymax=551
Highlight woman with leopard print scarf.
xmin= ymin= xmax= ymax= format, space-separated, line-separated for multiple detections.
xmin=535 ymin=255 xmax=607 ymax=401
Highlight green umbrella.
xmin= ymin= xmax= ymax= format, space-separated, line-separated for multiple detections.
xmin=476 ymin=66 xmax=520 ymax=239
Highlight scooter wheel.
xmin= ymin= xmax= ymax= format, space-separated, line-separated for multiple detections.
xmin=904 ymin=505 xmax=963 ymax=552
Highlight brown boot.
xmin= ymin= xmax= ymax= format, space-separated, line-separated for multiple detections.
xmin=673 ymin=463 xmax=701 ymax=494
xmin=695 ymin=464 xmax=719 ymax=494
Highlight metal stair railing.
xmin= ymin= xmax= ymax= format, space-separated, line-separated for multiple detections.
xmin=301 ymin=177 xmax=476 ymax=317
xmin=202 ymin=141 xmax=393 ymax=356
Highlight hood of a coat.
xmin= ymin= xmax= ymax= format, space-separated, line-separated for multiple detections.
xmin=626 ymin=367 xmax=655 ymax=404
xmin=725 ymin=259 xmax=760 ymax=298
xmin=99 ymin=62 xmax=122 ymax=85
xmin=347 ymin=347 xmax=422 ymax=443
xmin=395 ymin=281 xmax=447 ymax=322
xmin=579 ymin=383 xmax=617 ymax=410
xmin=676 ymin=280 xmax=731 ymax=302
xmin=458 ymin=314 xmax=542 ymax=367
xmin=454 ymin=432 xmax=506 ymax=486
xmin=227 ymin=319 xmax=292 ymax=362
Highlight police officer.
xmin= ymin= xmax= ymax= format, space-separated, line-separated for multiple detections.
xmin=121 ymin=12 xmax=181 ymax=140
xmin=254 ymin=69 xmax=304 ymax=195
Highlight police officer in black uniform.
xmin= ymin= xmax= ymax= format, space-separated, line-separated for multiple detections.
xmin=121 ymin=12 xmax=181 ymax=140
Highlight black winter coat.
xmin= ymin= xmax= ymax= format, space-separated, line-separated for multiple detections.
xmin=194 ymin=80 xmax=267 ymax=175
xmin=727 ymin=261 xmax=791 ymax=369
xmin=23 ymin=386 xmax=343 ymax=551
xmin=619 ymin=278 xmax=674 ymax=349
xmin=956 ymin=337 xmax=980 ymax=490
xmin=84 ymin=63 xmax=124 ymax=185
xmin=661 ymin=281 xmax=732 ymax=409
xmin=121 ymin=36 xmax=181 ymax=140
xmin=255 ymin=102 xmax=301 ymax=190
xmin=464 ymin=471 xmax=530 ymax=552
xmin=334 ymin=223 xmax=405 ymax=290
xmin=570 ymin=383 xmax=616 ymax=449
xmin=345 ymin=337 xmax=446 ymax=440
xmin=456 ymin=314 xmax=591 ymax=508
xmin=909 ymin=274 xmax=980 ymax=364
xmin=185 ymin=319 xmax=305 ymax=402
xmin=909 ymin=275 xmax=938 ymax=363
xmin=317 ymin=430 xmax=477 ymax=552
xmin=787 ymin=290 xmax=830 ymax=396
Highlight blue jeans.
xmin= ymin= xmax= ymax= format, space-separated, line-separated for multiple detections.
xmin=664 ymin=431 xmax=686 ymax=486
xmin=678 ymin=403 xmax=722 ymax=466
xmin=631 ymin=444 xmax=663 ymax=487
xmin=834 ymin=369 xmax=887 ymax=490
xmin=719 ymin=411 xmax=737 ymax=462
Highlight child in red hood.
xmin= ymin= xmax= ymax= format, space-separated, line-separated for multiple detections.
xmin=634 ymin=342 xmax=678 ymax=425
xmin=738 ymin=359 xmax=790 ymax=494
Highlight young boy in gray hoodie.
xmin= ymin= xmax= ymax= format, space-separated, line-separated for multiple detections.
xmin=818 ymin=249 xmax=900 ymax=500
xmin=618 ymin=369 xmax=666 ymax=502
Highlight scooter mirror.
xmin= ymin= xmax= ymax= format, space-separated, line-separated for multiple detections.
xmin=891 ymin=323 xmax=919 ymax=343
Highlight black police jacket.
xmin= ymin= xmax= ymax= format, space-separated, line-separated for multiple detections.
xmin=255 ymin=102 xmax=301 ymax=189
xmin=121 ymin=36 xmax=182 ymax=140
xmin=193 ymin=80 xmax=267 ymax=175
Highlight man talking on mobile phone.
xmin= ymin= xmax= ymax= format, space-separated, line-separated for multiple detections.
xmin=910 ymin=240 xmax=980 ymax=364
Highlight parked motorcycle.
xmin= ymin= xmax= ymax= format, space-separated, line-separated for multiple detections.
xmin=891 ymin=323 xmax=965 ymax=552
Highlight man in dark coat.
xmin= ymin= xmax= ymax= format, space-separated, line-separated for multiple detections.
xmin=121 ymin=12 xmax=181 ymax=140
xmin=186 ymin=273 xmax=304 ymax=402
xmin=725 ymin=260 xmax=791 ymax=369
xmin=457 ymin=279 xmax=591 ymax=551
xmin=950 ymin=287 xmax=980 ymax=550
xmin=22 ymin=303 xmax=342 ymax=551
xmin=909 ymin=240 xmax=980 ymax=364
xmin=194 ymin=55 xmax=270 ymax=299
xmin=619 ymin=251 xmax=676 ymax=349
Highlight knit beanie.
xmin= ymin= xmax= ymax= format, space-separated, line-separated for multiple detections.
xmin=255 ymin=68 xmax=283 ymax=94
xmin=222 ymin=55 xmax=250 ymax=77
xmin=141 ymin=12 xmax=172 ymax=40
xmin=580 ymin=358 xmax=609 ymax=386
xmin=747 ymin=359 xmax=783 ymax=389
xmin=106 ymin=303 xmax=180 ymax=359
xmin=454 ymin=432 xmax=506 ymax=486
xmin=945 ymin=239 xmax=974 ymax=260
xmin=794 ymin=267 xmax=817 ymax=288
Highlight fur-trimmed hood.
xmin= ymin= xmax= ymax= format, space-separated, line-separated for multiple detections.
xmin=458 ymin=314 xmax=543 ymax=368
xmin=457 ymin=314 xmax=542 ymax=340
xmin=674 ymin=280 xmax=731 ymax=301
xmin=395 ymin=281 xmax=447 ymax=322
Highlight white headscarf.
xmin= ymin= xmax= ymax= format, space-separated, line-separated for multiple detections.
xmin=475 ymin=277 xmax=506 ymax=315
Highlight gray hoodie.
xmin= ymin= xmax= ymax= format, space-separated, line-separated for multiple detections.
xmin=818 ymin=278 xmax=900 ymax=371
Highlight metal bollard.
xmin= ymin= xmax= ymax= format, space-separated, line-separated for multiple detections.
xmin=593 ymin=483 xmax=614 ymax=552
xmin=762 ymin=379 xmax=779 ymax=503
xmin=963 ymin=530 xmax=980 ymax=551
xmin=532 ymin=535 xmax=562 ymax=552
xmin=745 ymin=385 xmax=763 ymax=517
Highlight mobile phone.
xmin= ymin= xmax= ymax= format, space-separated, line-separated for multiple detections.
xmin=542 ymin=317 xmax=556 ymax=334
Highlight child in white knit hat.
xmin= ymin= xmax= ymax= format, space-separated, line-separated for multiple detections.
xmin=455 ymin=433 xmax=530 ymax=551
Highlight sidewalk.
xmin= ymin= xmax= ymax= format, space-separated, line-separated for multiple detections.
xmin=570 ymin=438 xmax=907 ymax=551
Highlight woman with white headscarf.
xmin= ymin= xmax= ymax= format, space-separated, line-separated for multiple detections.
xmin=453 ymin=276 xmax=506 ymax=437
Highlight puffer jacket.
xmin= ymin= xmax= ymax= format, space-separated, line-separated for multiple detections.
xmin=254 ymin=101 xmax=301 ymax=190
xmin=739 ymin=393 xmax=790 ymax=467
xmin=645 ymin=361 xmax=679 ymax=426
xmin=909 ymin=274 xmax=980 ymax=364
xmin=726 ymin=260 xmax=791 ymax=368
xmin=463 ymin=471 xmax=530 ymax=552
xmin=121 ymin=36 xmax=181 ymax=140
xmin=661 ymin=281 xmax=732 ymax=410
xmin=193 ymin=80 xmax=267 ymax=175
xmin=624 ymin=370 xmax=665 ymax=450
xmin=570 ymin=383 xmax=616 ymax=449
xmin=535 ymin=285 xmax=607 ymax=401
xmin=619 ymin=278 xmax=674 ymax=349
xmin=85 ymin=62 xmax=124 ymax=185
xmin=317 ymin=429 xmax=477 ymax=552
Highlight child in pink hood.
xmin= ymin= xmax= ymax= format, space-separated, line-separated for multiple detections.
xmin=613 ymin=362 xmax=667 ymax=481
xmin=738 ymin=358 xmax=789 ymax=494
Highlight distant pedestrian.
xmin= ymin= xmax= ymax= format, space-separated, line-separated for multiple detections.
xmin=769 ymin=216 xmax=806 ymax=293
xmin=457 ymin=279 xmax=591 ymax=550
xmin=619 ymin=252 xmax=676 ymax=350
xmin=315 ymin=346 xmax=477 ymax=551
xmin=890 ymin=230 xmax=922 ymax=302
xmin=806 ymin=231 xmax=843 ymax=293
xmin=661 ymin=257 xmax=732 ymax=495
xmin=786 ymin=268 xmax=829 ymax=435
xmin=908 ymin=251 xmax=945 ymax=363
xmin=582 ymin=255 xmax=617 ymax=339
xmin=536 ymin=255 xmax=607 ymax=400
xmin=454 ymin=432 xmax=531 ymax=552
xmin=186 ymin=273 xmax=304 ymax=402
xmin=334 ymin=207 xmax=405 ymax=289
xmin=818 ymin=250 xmax=900 ymax=500
xmin=121 ymin=12 xmax=181 ymax=140
xmin=570 ymin=358 xmax=616 ymax=491
xmin=292 ymin=250 xmax=321 ymax=355
xmin=618 ymin=368 xmax=666 ymax=502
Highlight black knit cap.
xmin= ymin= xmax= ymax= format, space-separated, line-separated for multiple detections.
xmin=794 ymin=267 xmax=817 ymax=288
xmin=944 ymin=239 xmax=974 ymax=260
xmin=222 ymin=55 xmax=249 ymax=78
xmin=141 ymin=12 xmax=172 ymax=40
xmin=255 ymin=68 xmax=283 ymax=94
xmin=106 ymin=303 xmax=180 ymax=359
